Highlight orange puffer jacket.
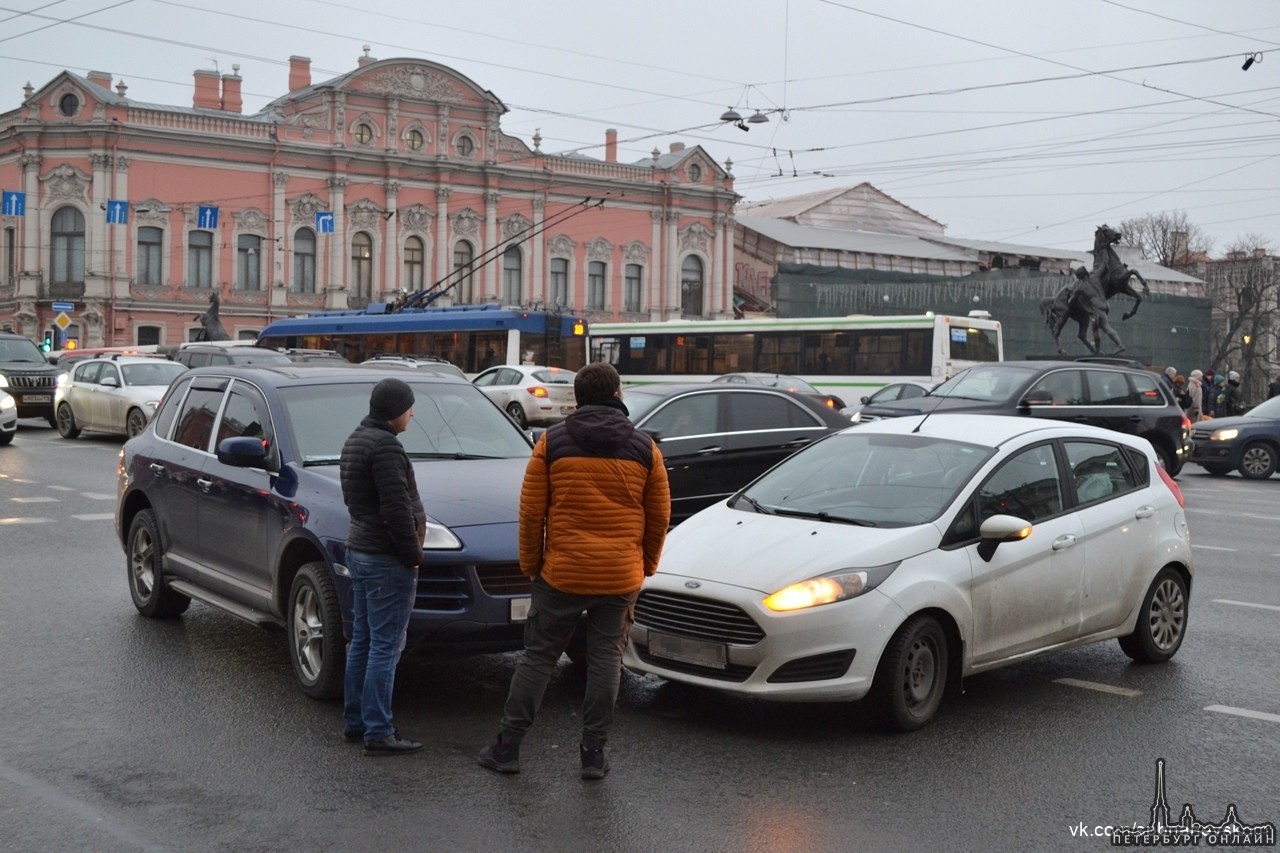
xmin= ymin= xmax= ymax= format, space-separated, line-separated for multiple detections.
xmin=518 ymin=404 xmax=670 ymax=595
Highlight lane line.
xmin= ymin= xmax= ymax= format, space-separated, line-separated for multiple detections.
xmin=71 ymin=513 xmax=115 ymax=521
xmin=1213 ymin=599 xmax=1280 ymax=613
xmin=10 ymin=496 xmax=58 ymax=503
xmin=1054 ymin=678 xmax=1142 ymax=697
xmin=1205 ymin=705 xmax=1280 ymax=724
xmin=0 ymin=517 xmax=53 ymax=525
xmin=1191 ymin=544 xmax=1236 ymax=552
xmin=81 ymin=492 xmax=117 ymax=501
xmin=47 ymin=485 xmax=75 ymax=491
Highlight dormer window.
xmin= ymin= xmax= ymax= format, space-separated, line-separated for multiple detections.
xmin=59 ymin=93 xmax=79 ymax=117
xmin=354 ymin=123 xmax=373 ymax=145
xmin=688 ymin=163 xmax=703 ymax=182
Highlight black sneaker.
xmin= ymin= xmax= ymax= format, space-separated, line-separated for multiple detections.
xmin=363 ymin=733 xmax=423 ymax=756
xmin=342 ymin=728 xmax=363 ymax=743
xmin=580 ymin=744 xmax=609 ymax=780
xmin=477 ymin=734 xmax=520 ymax=774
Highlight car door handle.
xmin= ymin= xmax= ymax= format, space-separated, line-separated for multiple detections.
xmin=695 ymin=446 xmax=723 ymax=455
xmin=148 ymin=463 xmax=166 ymax=474
xmin=196 ymin=478 xmax=213 ymax=492
xmin=783 ymin=438 xmax=812 ymax=447
xmin=1134 ymin=506 xmax=1155 ymax=519
xmin=1051 ymin=534 xmax=1077 ymax=550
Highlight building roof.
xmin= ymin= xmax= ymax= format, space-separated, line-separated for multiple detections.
xmin=737 ymin=216 xmax=972 ymax=262
xmin=738 ymin=182 xmax=944 ymax=230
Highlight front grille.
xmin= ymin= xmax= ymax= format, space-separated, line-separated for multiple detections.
xmin=476 ymin=563 xmax=530 ymax=596
xmin=414 ymin=564 xmax=470 ymax=612
xmin=635 ymin=590 xmax=765 ymax=645
xmin=767 ymin=650 xmax=856 ymax=683
xmin=1191 ymin=426 xmax=1215 ymax=441
xmin=6 ymin=374 xmax=55 ymax=389
xmin=634 ymin=646 xmax=757 ymax=682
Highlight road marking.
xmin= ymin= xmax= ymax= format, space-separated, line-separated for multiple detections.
xmin=1191 ymin=544 xmax=1237 ymax=552
xmin=1205 ymin=705 xmax=1280 ymax=724
xmin=81 ymin=492 xmax=116 ymax=501
xmin=0 ymin=517 xmax=52 ymax=525
xmin=1213 ymin=599 xmax=1280 ymax=613
xmin=71 ymin=513 xmax=115 ymax=521
xmin=47 ymin=485 xmax=75 ymax=491
xmin=1054 ymin=678 xmax=1142 ymax=697
xmin=11 ymin=496 xmax=58 ymax=503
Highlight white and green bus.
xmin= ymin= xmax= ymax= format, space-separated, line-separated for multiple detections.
xmin=587 ymin=312 xmax=1003 ymax=400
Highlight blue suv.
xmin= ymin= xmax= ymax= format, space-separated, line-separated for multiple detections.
xmin=116 ymin=365 xmax=536 ymax=698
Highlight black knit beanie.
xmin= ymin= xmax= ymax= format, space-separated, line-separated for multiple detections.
xmin=369 ymin=378 xmax=415 ymax=421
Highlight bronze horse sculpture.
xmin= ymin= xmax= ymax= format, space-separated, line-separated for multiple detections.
xmin=1040 ymin=224 xmax=1150 ymax=354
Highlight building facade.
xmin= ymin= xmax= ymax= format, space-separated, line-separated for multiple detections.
xmin=0 ymin=53 xmax=736 ymax=348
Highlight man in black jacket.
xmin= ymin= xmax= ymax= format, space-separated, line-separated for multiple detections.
xmin=339 ymin=378 xmax=426 ymax=756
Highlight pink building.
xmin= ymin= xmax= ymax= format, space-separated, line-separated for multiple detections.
xmin=0 ymin=52 xmax=735 ymax=347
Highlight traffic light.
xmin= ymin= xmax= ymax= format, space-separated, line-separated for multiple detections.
xmin=65 ymin=339 xmax=78 ymax=350
xmin=572 ymin=319 xmax=586 ymax=336
xmin=40 ymin=331 xmax=52 ymax=352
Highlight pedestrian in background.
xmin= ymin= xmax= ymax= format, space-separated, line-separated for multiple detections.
xmin=1185 ymin=370 xmax=1204 ymax=421
xmin=1221 ymin=371 xmax=1246 ymax=416
xmin=478 ymin=362 xmax=671 ymax=780
xmin=1173 ymin=374 xmax=1189 ymax=411
xmin=340 ymin=377 xmax=426 ymax=757
xmin=1162 ymin=365 xmax=1177 ymax=390
xmin=1269 ymin=374 xmax=1280 ymax=400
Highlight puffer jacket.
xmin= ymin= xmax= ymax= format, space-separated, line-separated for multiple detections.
xmin=340 ymin=415 xmax=425 ymax=568
xmin=519 ymin=402 xmax=670 ymax=595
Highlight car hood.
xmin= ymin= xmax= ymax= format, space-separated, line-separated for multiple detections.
xmin=1198 ymin=414 xmax=1264 ymax=431
xmin=656 ymin=502 xmax=942 ymax=593
xmin=310 ymin=458 xmax=526 ymax=528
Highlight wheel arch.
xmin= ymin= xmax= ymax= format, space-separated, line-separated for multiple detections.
xmin=117 ymin=489 xmax=152 ymax=548
xmin=910 ymin=606 xmax=965 ymax=695
xmin=273 ymin=533 xmax=331 ymax=620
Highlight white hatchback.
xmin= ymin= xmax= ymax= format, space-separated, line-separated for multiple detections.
xmin=624 ymin=414 xmax=1193 ymax=730
xmin=472 ymin=364 xmax=576 ymax=428
xmin=55 ymin=355 xmax=188 ymax=438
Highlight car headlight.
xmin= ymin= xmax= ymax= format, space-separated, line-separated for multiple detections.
xmin=0 ymin=375 xmax=8 ymax=388
xmin=1210 ymin=427 xmax=1239 ymax=441
xmin=0 ymin=393 xmax=15 ymax=412
xmin=850 ymin=411 xmax=863 ymax=424
xmin=56 ymin=373 xmax=70 ymax=388
xmin=763 ymin=562 xmax=900 ymax=612
xmin=423 ymin=519 xmax=462 ymax=550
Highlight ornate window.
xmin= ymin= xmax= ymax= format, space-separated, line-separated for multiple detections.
xmin=452 ymin=240 xmax=475 ymax=303
xmin=50 ymin=206 xmax=85 ymax=285
xmin=688 ymin=163 xmax=703 ymax=182
xmin=58 ymin=93 xmax=79 ymax=117
xmin=351 ymin=232 xmax=373 ymax=300
xmin=404 ymin=236 xmax=425 ymax=291
xmin=187 ymin=230 xmax=213 ymax=288
xmin=502 ymin=246 xmax=522 ymax=305
xmin=137 ymin=226 xmax=163 ymax=285
xmin=354 ymin=123 xmax=373 ymax=145
xmin=680 ymin=255 xmax=704 ymax=317
xmin=588 ymin=261 xmax=606 ymax=310
xmin=237 ymin=234 xmax=262 ymax=291
xmin=624 ymin=263 xmax=643 ymax=313
xmin=293 ymin=228 xmax=316 ymax=292
xmin=456 ymin=135 xmax=475 ymax=158
xmin=406 ymin=129 xmax=424 ymax=151
xmin=550 ymin=257 xmax=569 ymax=307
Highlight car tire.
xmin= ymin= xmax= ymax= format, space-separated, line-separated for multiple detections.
xmin=125 ymin=407 xmax=149 ymax=438
xmin=1237 ymin=442 xmax=1278 ymax=480
xmin=46 ymin=413 xmax=57 ymax=429
xmin=1201 ymin=463 xmax=1231 ymax=477
xmin=1152 ymin=443 xmax=1182 ymax=477
xmin=506 ymin=402 xmax=528 ymax=429
xmin=0 ymin=429 xmax=13 ymax=446
xmin=1118 ymin=567 xmax=1188 ymax=664
xmin=871 ymin=614 xmax=948 ymax=732
xmin=56 ymin=403 xmax=81 ymax=439
xmin=288 ymin=562 xmax=344 ymax=700
xmin=127 ymin=509 xmax=191 ymax=618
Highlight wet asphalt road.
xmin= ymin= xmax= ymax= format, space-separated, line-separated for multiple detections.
xmin=1 ymin=419 xmax=1278 ymax=853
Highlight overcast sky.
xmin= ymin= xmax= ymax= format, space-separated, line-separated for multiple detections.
xmin=2 ymin=0 xmax=1278 ymax=255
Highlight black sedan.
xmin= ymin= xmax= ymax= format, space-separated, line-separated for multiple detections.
xmin=1190 ymin=395 xmax=1280 ymax=479
xmin=622 ymin=383 xmax=853 ymax=524
xmin=711 ymin=372 xmax=846 ymax=410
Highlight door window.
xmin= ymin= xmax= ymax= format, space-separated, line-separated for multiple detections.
xmin=1064 ymin=441 xmax=1139 ymax=505
xmin=1086 ymin=370 xmax=1136 ymax=406
xmin=173 ymin=386 xmax=227 ymax=451
xmin=644 ymin=395 xmax=718 ymax=438
xmin=978 ymin=444 xmax=1063 ymax=523
xmin=724 ymin=391 xmax=821 ymax=431
xmin=216 ymin=381 xmax=272 ymax=447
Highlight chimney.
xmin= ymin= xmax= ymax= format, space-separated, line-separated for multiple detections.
xmin=605 ymin=128 xmax=617 ymax=163
xmin=221 ymin=66 xmax=242 ymax=113
xmin=87 ymin=71 xmax=112 ymax=91
xmin=357 ymin=45 xmax=376 ymax=67
xmin=193 ymin=69 xmax=220 ymax=110
xmin=289 ymin=55 xmax=312 ymax=91
xmin=669 ymin=142 xmax=685 ymax=154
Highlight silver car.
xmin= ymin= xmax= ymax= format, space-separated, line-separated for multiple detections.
xmin=472 ymin=364 xmax=577 ymax=428
xmin=0 ymin=389 xmax=16 ymax=445
xmin=55 ymin=356 xmax=188 ymax=438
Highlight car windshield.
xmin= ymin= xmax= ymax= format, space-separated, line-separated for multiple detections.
xmin=736 ymin=431 xmax=994 ymax=527
xmin=1244 ymin=396 xmax=1280 ymax=419
xmin=928 ymin=365 xmax=1041 ymax=402
xmin=121 ymin=361 xmax=188 ymax=387
xmin=280 ymin=381 xmax=533 ymax=465
xmin=0 ymin=337 xmax=48 ymax=363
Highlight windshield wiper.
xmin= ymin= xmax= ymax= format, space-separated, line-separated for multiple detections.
xmin=772 ymin=508 xmax=878 ymax=526
xmin=406 ymin=451 xmax=505 ymax=460
xmin=733 ymin=494 xmax=775 ymax=515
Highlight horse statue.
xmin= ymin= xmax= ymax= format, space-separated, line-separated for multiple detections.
xmin=1039 ymin=225 xmax=1149 ymax=354
xmin=193 ymin=292 xmax=230 ymax=342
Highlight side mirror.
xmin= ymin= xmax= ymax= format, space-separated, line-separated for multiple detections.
xmin=99 ymin=376 xmax=120 ymax=388
xmin=217 ymin=436 xmax=271 ymax=469
xmin=976 ymin=513 xmax=1032 ymax=562
xmin=859 ymin=395 xmax=870 ymax=405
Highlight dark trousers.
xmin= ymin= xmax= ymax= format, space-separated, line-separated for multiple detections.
xmin=499 ymin=577 xmax=639 ymax=750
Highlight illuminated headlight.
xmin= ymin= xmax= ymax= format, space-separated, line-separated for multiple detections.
xmin=0 ymin=375 xmax=8 ymax=388
xmin=1211 ymin=427 xmax=1239 ymax=441
xmin=423 ymin=520 xmax=463 ymax=550
xmin=850 ymin=411 xmax=863 ymax=424
xmin=0 ymin=393 xmax=14 ymax=413
xmin=763 ymin=562 xmax=900 ymax=612
xmin=56 ymin=373 xmax=70 ymax=388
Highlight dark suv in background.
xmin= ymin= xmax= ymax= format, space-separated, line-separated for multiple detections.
xmin=853 ymin=360 xmax=1192 ymax=474
xmin=0 ymin=331 xmax=59 ymax=425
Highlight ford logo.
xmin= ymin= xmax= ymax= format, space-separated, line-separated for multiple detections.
xmin=684 ymin=581 xmax=701 ymax=589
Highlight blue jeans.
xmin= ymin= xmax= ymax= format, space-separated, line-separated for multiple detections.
xmin=499 ymin=577 xmax=639 ymax=750
xmin=342 ymin=550 xmax=418 ymax=742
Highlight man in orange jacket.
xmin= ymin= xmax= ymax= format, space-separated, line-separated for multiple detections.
xmin=478 ymin=361 xmax=670 ymax=780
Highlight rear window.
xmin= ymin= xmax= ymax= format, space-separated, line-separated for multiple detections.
xmin=1129 ymin=372 xmax=1170 ymax=407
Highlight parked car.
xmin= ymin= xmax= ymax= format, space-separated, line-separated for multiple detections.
xmin=840 ymin=381 xmax=931 ymax=419
xmin=360 ymin=354 xmax=467 ymax=379
xmin=0 ymin=331 xmax=60 ymax=425
xmin=170 ymin=343 xmax=293 ymax=368
xmin=712 ymin=372 xmax=846 ymax=410
xmin=852 ymin=361 xmax=1192 ymax=475
xmin=624 ymin=414 xmax=1192 ymax=730
xmin=55 ymin=355 xmax=188 ymax=439
xmin=116 ymin=365 xmax=538 ymax=698
xmin=1189 ymin=394 xmax=1280 ymax=479
xmin=0 ymin=389 xmax=16 ymax=445
xmin=622 ymin=383 xmax=853 ymax=524
xmin=283 ymin=348 xmax=348 ymax=364
xmin=472 ymin=364 xmax=577 ymax=428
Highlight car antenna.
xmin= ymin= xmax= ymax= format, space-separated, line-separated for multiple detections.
xmin=911 ymin=375 xmax=957 ymax=434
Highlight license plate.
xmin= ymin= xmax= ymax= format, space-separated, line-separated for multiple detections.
xmin=510 ymin=596 xmax=531 ymax=622
xmin=23 ymin=394 xmax=51 ymax=403
xmin=647 ymin=631 xmax=727 ymax=670
xmin=560 ymin=405 xmax=575 ymax=414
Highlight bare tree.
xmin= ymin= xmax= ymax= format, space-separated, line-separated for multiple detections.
xmin=1203 ymin=234 xmax=1279 ymax=405
xmin=1117 ymin=210 xmax=1214 ymax=266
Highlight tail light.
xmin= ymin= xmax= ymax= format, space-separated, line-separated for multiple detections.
xmin=1156 ymin=462 xmax=1184 ymax=507
xmin=526 ymin=386 xmax=549 ymax=398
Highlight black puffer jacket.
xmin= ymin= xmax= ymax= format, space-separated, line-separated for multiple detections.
xmin=339 ymin=415 xmax=425 ymax=568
